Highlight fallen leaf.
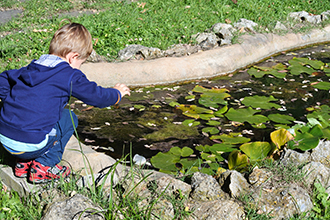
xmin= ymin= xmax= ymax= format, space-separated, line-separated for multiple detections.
xmin=231 ymin=0 xmax=237 ymax=4
xmin=225 ymin=18 xmax=232 ymax=24
xmin=82 ymin=106 xmax=94 ymax=111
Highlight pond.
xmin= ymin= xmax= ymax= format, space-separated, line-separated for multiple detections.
xmin=74 ymin=43 xmax=330 ymax=174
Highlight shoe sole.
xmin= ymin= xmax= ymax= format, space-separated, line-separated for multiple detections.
xmin=29 ymin=171 xmax=71 ymax=184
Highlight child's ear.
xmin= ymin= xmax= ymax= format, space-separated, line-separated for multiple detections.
xmin=67 ymin=52 xmax=80 ymax=64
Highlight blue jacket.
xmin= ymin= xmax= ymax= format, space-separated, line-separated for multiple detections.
xmin=0 ymin=60 xmax=121 ymax=144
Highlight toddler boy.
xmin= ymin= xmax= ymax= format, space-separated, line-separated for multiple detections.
xmin=0 ymin=22 xmax=130 ymax=183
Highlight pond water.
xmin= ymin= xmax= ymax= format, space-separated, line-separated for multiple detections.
xmin=74 ymin=43 xmax=330 ymax=166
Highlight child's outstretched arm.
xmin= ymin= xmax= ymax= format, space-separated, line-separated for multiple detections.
xmin=113 ymin=83 xmax=131 ymax=98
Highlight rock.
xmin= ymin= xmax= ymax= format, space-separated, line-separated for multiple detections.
xmin=41 ymin=194 xmax=104 ymax=220
xmin=302 ymin=162 xmax=330 ymax=194
xmin=154 ymin=175 xmax=192 ymax=196
xmin=118 ymin=44 xmax=164 ymax=60
xmin=280 ymin=148 xmax=310 ymax=166
xmin=210 ymin=23 xmax=235 ymax=45
xmin=86 ymin=50 xmax=105 ymax=63
xmin=164 ymin=44 xmax=200 ymax=57
xmin=310 ymin=140 xmax=330 ymax=167
xmin=274 ymin=21 xmax=288 ymax=31
xmin=120 ymin=168 xmax=167 ymax=197
xmin=250 ymin=184 xmax=313 ymax=220
xmin=219 ymin=170 xmax=251 ymax=198
xmin=62 ymin=136 xmax=124 ymax=187
xmin=233 ymin=18 xmax=258 ymax=32
xmin=248 ymin=166 xmax=273 ymax=187
xmin=137 ymin=197 xmax=175 ymax=220
xmin=187 ymin=199 xmax=245 ymax=220
xmin=193 ymin=33 xmax=219 ymax=50
xmin=322 ymin=10 xmax=330 ymax=21
xmin=190 ymin=172 xmax=228 ymax=201
xmin=288 ymin=11 xmax=310 ymax=22
xmin=288 ymin=11 xmax=322 ymax=24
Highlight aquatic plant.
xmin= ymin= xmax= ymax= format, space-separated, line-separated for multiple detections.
xmin=150 ymin=56 xmax=330 ymax=175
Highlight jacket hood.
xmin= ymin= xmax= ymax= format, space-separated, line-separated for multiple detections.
xmin=19 ymin=61 xmax=70 ymax=86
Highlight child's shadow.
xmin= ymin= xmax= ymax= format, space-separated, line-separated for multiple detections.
xmin=0 ymin=143 xmax=16 ymax=168
xmin=0 ymin=101 xmax=16 ymax=168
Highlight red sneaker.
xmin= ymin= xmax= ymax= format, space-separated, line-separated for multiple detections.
xmin=28 ymin=161 xmax=71 ymax=184
xmin=14 ymin=160 xmax=32 ymax=178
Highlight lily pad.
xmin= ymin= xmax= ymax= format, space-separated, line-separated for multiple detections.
xmin=268 ymin=113 xmax=295 ymax=124
xmin=289 ymin=57 xmax=324 ymax=70
xmin=288 ymin=64 xmax=315 ymax=75
xmin=248 ymin=67 xmax=266 ymax=78
xmin=270 ymin=128 xmax=294 ymax=149
xmin=240 ymin=141 xmax=272 ymax=161
xmin=228 ymin=150 xmax=249 ymax=170
xmin=210 ymin=134 xmax=250 ymax=144
xmin=202 ymin=127 xmax=220 ymax=135
xmin=177 ymin=104 xmax=213 ymax=119
xmin=209 ymin=143 xmax=236 ymax=153
xmin=241 ymin=95 xmax=280 ymax=109
xmin=225 ymin=107 xmax=269 ymax=125
xmin=311 ymin=81 xmax=330 ymax=90
xmin=182 ymin=119 xmax=200 ymax=127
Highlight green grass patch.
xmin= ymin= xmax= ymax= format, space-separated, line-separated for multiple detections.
xmin=1 ymin=0 xmax=330 ymax=72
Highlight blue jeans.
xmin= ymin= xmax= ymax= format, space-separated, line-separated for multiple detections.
xmin=5 ymin=109 xmax=78 ymax=167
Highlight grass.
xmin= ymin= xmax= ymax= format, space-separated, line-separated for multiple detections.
xmin=1 ymin=0 xmax=330 ymax=72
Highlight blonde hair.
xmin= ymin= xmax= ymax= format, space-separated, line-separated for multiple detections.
xmin=49 ymin=22 xmax=93 ymax=59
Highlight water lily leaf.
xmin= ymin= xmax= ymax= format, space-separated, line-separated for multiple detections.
xmin=210 ymin=134 xmax=250 ymax=144
xmin=201 ymin=152 xmax=224 ymax=162
xmin=181 ymin=147 xmax=194 ymax=157
xmin=134 ymin=104 xmax=145 ymax=111
xmin=307 ymin=105 xmax=330 ymax=124
xmin=290 ymin=131 xmax=319 ymax=151
xmin=177 ymin=104 xmax=213 ymax=119
xmin=241 ymin=95 xmax=280 ymax=109
xmin=228 ymin=150 xmax=249 ymax=170
xmin=225 ymin=107 xmax=269 ymax=125
xmin=192 ymin=85 xmax=229 ymax=94
xmin=209 ymin=143 xmax=236 ymax=153
xmin=268 ymin=114 xmax=295 ymax=124
xmin=195 ymin=144 xmax=211 ymax=152
xmin=270 ymin=128 xmax=294 ymax=149
xmin=248 ymin=67 xmax=266 ymax=78
xmin=199 ymin=113 xmax=215 ymax=120
xmin=254 ymin=63 xmax=287 ymax=71
xmin=202 ymin=127 xmax=219 ymax=135
xmin=289 ymin=57 xmax=324 ymax=70
xmin=169 ymin=101 xmax=180 ymax=107
xmin=179 ymin=158 xmax=202 ymax=171
xmin=309 ymin=124 xmax=324 ymax=138
xmin=311 ymin=82 xmax=330 ymax=90
xmin=182 ymin=119 xmax=200 ymax=127
xmin=240 ymin=141 xmax=272 ymax=161
xmin=214 ymin=105 xmax=228 ymax=117
xmin=322 ymin=128 xmax=330 ymax=139
xmin=288 ymin=64 xmax=315 ymax=75
xmin=199 ymin=167 xmax=215 ymax=175
xmin=206 ymin=120 xmax=221 ymax=126
xmin=185 ymin=95 xmax=195 ymax=100
xmin=150 ymin=152 xmax=180 ymax=172
xmin=199 ymin=96 xmax=228 ymax=108
xmin=170 ymin=146 xmax=183 ymax=156
xmin=268 ymin=69 xmax=287 ymax=78
xmin=192 ymin=85 xmax=230 ymax=108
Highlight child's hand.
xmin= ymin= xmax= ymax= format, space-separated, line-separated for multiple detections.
xmin=114 ymin=83 xmax=131 ymax=97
